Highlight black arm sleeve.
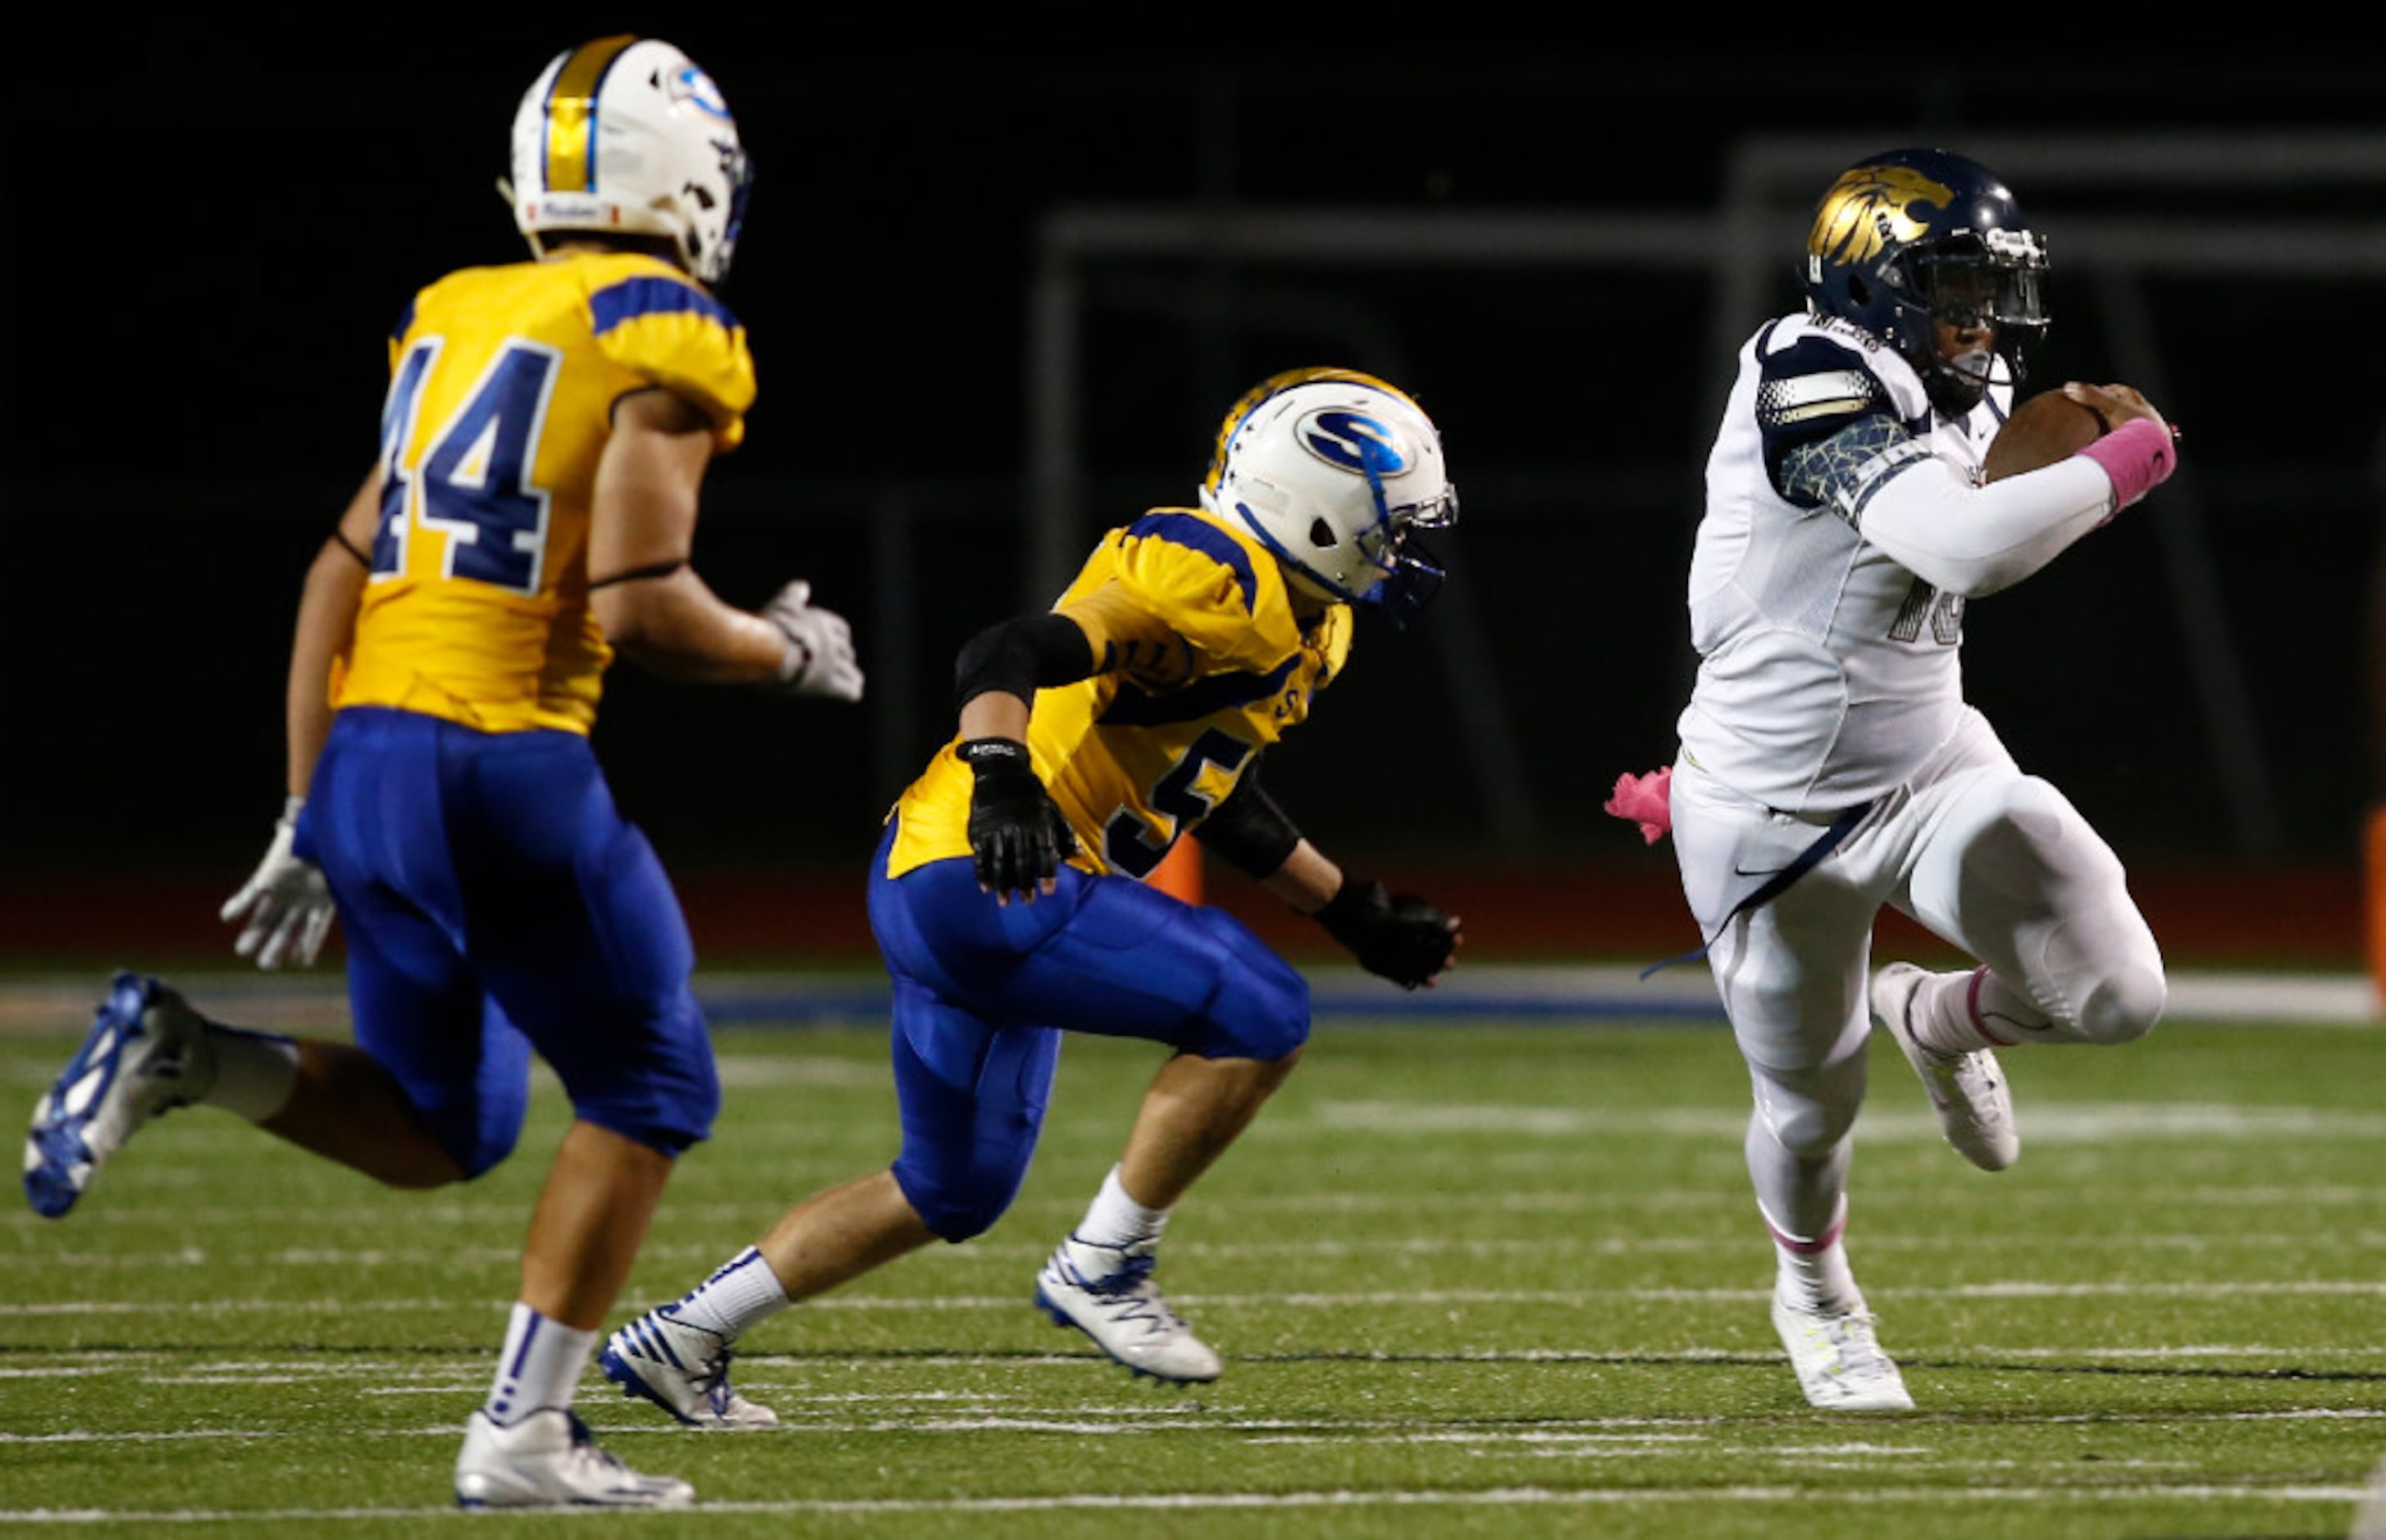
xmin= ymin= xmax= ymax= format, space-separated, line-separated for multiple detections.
xmin=953 ymin=613 xmax=1097 ymax=712
xmin=1192 ymin=759 xmax=1304 ymax=878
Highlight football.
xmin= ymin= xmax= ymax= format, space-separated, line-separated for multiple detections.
xmin=1982 ymin=388 xmax=2108 ymax=482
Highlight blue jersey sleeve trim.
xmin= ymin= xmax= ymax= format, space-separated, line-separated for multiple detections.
xmin=589 ymin=276 xmax=739 ymax=336
xmin=1124 ymin=512 xmax=1258 ymax=614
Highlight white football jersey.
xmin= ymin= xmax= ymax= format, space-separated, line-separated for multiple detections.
xmin=1677 ymin=312 xmax=2012 ymax=813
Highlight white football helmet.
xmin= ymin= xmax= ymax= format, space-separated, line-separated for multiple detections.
xmin=506 ymin=36 xmax=750 ymax=285
xmin=1199 ymin=368 xmax=1458 ymax=623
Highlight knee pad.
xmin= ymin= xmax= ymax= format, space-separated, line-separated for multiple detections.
xmin=1181 ymin=914 xmax=1312 ymax=1062
xmin=2073 ymin=962 xmax=2165 ymax=1046
xmin=892 ymin=1151 xmax=1028 ymax=1243
xmin=887 ymin=1018 xmax=1056 ymax=1242
xmin=439 ymin=1115 xmax=524 ymax=1182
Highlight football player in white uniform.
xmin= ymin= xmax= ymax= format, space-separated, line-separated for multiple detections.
xmin=1642 ymin=147 xmax=2182 ymax=1410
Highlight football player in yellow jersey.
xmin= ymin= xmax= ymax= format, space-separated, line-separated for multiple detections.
xmin=598 ymin=368 xmax=1463 ymax=1424
xmin=22 ymin=37 xmax=860 ymax=1510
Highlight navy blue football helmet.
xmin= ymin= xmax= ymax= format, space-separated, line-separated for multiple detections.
xmin=1801 ymin=148 xmax=2050 ymax=416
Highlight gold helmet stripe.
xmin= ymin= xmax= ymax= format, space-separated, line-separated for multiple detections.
xmin=542 ymin=34 xmax=639 ymax=194
xmin=1203 ymin=367 xmax=1413 ymax=494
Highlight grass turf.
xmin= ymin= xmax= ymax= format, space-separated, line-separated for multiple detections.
xmin=3 ymin=984 xmax=2384 ymax=1537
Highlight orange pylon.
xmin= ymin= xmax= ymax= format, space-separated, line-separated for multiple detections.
xmin=1150 ymin=837 xmax=1204 ymax=905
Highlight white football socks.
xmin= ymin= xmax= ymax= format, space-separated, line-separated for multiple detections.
xmin=198 ymin=1025 xmax=299 ymax=1123
xmin=668 ymin=1247 xmax=791 ymax=1341
xmin=485 ymin=1304 xmax=596 ymax=1425
xmin=1767 ymin=1201 xmax=1862 ymax=1314
xmin=1908 ymin=966 xmax=2050 ymax=1055
xmin=1072 ymin=1165 xmax=1170 ymax=1253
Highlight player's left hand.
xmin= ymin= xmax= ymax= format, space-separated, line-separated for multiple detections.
xmin=1314 ymin=877 xmax=1460 ymax=990
xmin=220 ymin=799 xmax=336 ymax=970
xmin=764 ymin=580 xmax=865 ymax=702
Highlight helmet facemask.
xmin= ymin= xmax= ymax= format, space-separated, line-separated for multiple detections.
xmin=1345 ymin=456 xmax=1458 ymax=629
xmin=1891 ymin=227 xmax=2050 ymax=416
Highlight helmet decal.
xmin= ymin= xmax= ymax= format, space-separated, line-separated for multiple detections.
xmin=1297 ymin=409 xmax=1412 ymax=478
xmin=540 ymin=34 xmax=637 ymax=195
xmin=1808 ymin=163 xmax=1952 ymax=274
xmin=668 ymin=66 xmax=732 ymax=121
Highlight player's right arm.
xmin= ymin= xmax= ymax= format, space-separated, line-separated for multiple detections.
xmin=950 ymin=611 xmax=1102 ymax=902
xmin=1761 ymin=336 xmax=2174 ymax=597
xmin=586 ymin=386 xmax=862 ymax=697
xmin=950 ymin=563 xmax=1240 ymax=902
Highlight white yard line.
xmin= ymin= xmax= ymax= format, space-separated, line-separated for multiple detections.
xmin=18 ymin=1276 xmax=2386 ymax=1317
xmin=0 ymin=1480 xmax=2374 ymax=1524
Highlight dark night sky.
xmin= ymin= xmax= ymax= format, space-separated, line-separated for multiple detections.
xmin=6 ymin=30 xmax=2380 ymax=880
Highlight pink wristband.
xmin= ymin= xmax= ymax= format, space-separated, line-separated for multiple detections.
xmin=2075 ymin=417 xmax=2178 ymax=513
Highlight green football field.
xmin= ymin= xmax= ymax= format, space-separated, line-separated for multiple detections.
xmin=4 ymin=972 xmax=2384 ymax=1538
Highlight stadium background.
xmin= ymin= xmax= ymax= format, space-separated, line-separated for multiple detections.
xmin=0 ymin=31 xmax=2371 ymax=973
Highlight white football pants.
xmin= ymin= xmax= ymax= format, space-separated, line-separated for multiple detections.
xmin=1669 ymin=707 xmax=2165 ymax=1243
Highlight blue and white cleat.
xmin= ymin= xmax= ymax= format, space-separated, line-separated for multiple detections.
xmin=1034 ymin=1234 xmax=1221 ymax=1384
xmin=600 ymin=1306 xmax=778 ymax=1429
xmin=454 ymin=1408 xmax=693 ymax=1508
xmin=24 ymin=973 xmax=212 ymax=1219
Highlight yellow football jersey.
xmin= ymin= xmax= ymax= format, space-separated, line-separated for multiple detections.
xmin=888 ymin=504 xmax=1353 ymax=880
xmin=334 ymin=251 xmax=755 ymax=734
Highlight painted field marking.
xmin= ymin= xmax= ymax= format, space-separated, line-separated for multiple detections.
xmin=0 ymin=1479 xmax=2376 ymax=1524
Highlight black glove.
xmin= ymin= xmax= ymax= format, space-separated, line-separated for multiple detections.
xmin=959 ymin=738 xmax=1079 ymax=900
xmin=1314 ymin=877 xmax=1458 ymax=989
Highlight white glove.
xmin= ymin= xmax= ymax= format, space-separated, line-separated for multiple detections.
xmin=220 ymin=797 xmax=337 ymax=970
xmin=763 ymin=580 xmax=865 ymax=702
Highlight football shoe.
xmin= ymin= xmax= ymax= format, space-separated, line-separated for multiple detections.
xmin=1034 ymin=1234 xmax=1221 ymax=1384
xmin=600 ymin=1305 xmax=778 ymax=1430
xmin=1873 ymin=962 xmax=2019 ymax=1172
xmin=1772 ymin=1283 xmax=1914 ymax=1413
xmin=454 ymin=1408 xmax=692 ymax=1509
xmin=25 ymin=973 xmax=214 ymax=1219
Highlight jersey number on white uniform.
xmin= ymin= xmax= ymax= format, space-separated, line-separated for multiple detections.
xmin=1104 ymin=727 xmax=1252 ymax=880
xmin=1890 ymin=577 xmax=1964 ymax=645
xmin=373 ymin=337 xmax=561 ymax=595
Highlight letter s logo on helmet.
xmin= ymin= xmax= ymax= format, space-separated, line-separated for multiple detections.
xmin=1298 ymin=410 xmax=1415 ymax=478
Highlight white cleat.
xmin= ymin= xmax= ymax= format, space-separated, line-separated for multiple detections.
xmin=25 ymin=973 xmax=215 ymax=1219
xmin=1873 ymin=962 xmax=2018 ymax=1173
xmin=1772 ymin=1284 xmax=1914 ymax=1412
xmin=1034 ymin=1235 xmax=1221 ymax=1384
xmin=600 ymin=1305 xmax=778 ymax=1430
xmin=454 ymin=1408 xmax=694 ymax=1509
